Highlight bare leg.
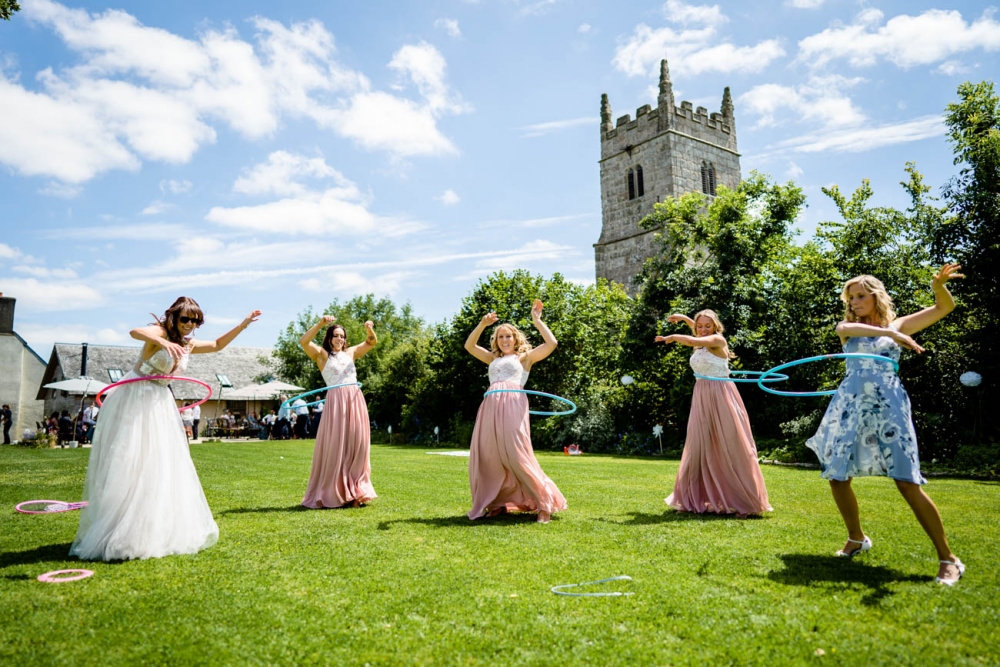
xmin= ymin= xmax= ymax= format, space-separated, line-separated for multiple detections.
xmin=829 ymin=479 xmax=866 ymax=554
xmin=537 ymin=511 xmax=551 ymax=523
xmin=893 ymin=480 xmax=961 ymax=580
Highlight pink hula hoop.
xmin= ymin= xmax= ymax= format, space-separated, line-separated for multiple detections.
xmin=38 ymin=569 xmax=94 ymax=583
xmin=96 ymin=375 xmax=212 ymax=412
xmin=15 ymin=500 xmax=88 ymax=514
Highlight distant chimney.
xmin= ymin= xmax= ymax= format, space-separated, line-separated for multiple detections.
xmin=0 ymin=294 xmax=14 ymax=335
xmin=81 ymin=342 xmax=89 ymax=377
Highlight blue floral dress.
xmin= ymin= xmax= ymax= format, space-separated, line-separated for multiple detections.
xmin=805 ymin=333 xmax=925 ymax=484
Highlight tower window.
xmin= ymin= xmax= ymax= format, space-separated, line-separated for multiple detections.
xmin=627 ymin=169 xmax=635 ymax=200
xmin=708 ymin=163 xmax=716 ymax=196
xmin=636 ymin=165 xmax=644 ymax=197
xmin=700 ymin=163 xmax=709 ymax=195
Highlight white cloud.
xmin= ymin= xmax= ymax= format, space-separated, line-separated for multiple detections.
xmin=0 ymin=243 xmax=23 ymax=259
xmin=473 ymin=240 xmax=574 ymax=272
xmin=233 ymin=151 xmax=340 ymax=197
xmin=15 ymin=321 xmax=127 ymax=354
xmin=786 ymin=161 xmax=804 ymax=179
xmin=739 ymin=75 xmax=866 ymax=129
xmin=160 ymin=179 xmax=193 ymax=194
xmin=11 ymin=265 xmax=79 ymax=279
xmin=613 ymin=3 xmax=785 ymax=78
xmin=434 ymin=18 xmax=461 ymax=38
xmin=141 ymin=201 xmax=171 ymax=215
xmin=37 ymin=181 xmax=83 ymax=198
xmin=516 ymin=0 xmax=562 ymax=17
xmin=297 ymin=271 xmax=412 ymax=296
xmin=787 ymin=0 xmax=824 ymax=8
xmin=578 ymin=24 xmax=591 ymax=34
xmin=661 ymin=0 xmax=727 ymax=27
xmin=0 ymin=277 xmax=103 ymax=311
xmin=436 ymin=189 xmax=460 ymax=206
xmin=767 ymin=115 xmax=947 ymax=155
xmin=519 ymin=116 xmax=594 ymax=138
xmin=1 ymin=1 xmax=466 ymax=184
xmin=796 ymin=8 xmax=1000 ymax=70
xmin=937 ymin=60 xmax=970 ymax=76
xmin=47 ymin=222 xmax=191 ymax=241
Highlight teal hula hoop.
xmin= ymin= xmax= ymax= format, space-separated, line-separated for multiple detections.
xmin=693 ymin=370 xmax=790 ymax=384
xmin=482 ymin=388 xmax=578 ymax=416
xmin=757 ymin=353 xmax=900 ymax=397
xmin=281 ymin=383 xmax=363 ymax=410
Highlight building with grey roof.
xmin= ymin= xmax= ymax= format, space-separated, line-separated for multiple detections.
xmin=0 ymin=294 xmax=46 ymax=440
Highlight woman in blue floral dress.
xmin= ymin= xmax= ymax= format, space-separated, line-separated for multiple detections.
xmin=806 ymin=264 xmax=966 ymax=585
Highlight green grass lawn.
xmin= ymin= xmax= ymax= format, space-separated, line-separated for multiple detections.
xmin=1 ymin=442 xmax=997 ymax=666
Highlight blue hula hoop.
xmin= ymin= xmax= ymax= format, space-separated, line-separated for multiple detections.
xmin=693 ymin=370 xmax=790 ymax=384
xmin=757 ymin=353 xmax=900 ymax=397
xmin=281 ymin=383 xmax=363 ymax=410
xmin=482 ymin=388 xmax=578 ymax=416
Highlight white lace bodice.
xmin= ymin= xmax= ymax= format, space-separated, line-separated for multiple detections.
xmin=322 ymin=351 xmax=358 ymax=386
xmin=690 ymin=347 xmax=730 ymax=378
xmin=135 ymin=347 xmax=188 ymax=384
xmin=489 ymin=354 xmax=529 ymax=387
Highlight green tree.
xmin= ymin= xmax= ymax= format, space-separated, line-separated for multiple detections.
xmin=1 ymin=0 xmax=20 ymax=21
xmin=415 ymin=271 xmax=632 ymax=448
xmin=938 ymin=80 xmax=1000 ymax=443
xmin=269 ymin=294 xmax=428 ymax=429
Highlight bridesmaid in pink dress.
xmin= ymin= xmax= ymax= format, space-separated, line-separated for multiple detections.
xmin=299 ymin=315 xmax=378 ymax=509
xmin=465 ymin=300 xmax=567 ymax=523
xmin=656 ymin=310 xmax=771 ymax=516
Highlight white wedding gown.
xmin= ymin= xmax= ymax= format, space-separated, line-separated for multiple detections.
xmin=70 ymin=348 xmax=219 ymax=561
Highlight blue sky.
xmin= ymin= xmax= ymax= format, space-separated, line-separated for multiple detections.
xmin=1 ymin=0 xmax=997 ymax=357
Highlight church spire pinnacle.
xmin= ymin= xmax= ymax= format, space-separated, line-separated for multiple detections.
xmin=657 ymin=59 xmax=674 ymax=130
xmin=721 ymin=86 xmax=734 ymax=120
xmin=600 ymin=93 xmax=613 ymax=134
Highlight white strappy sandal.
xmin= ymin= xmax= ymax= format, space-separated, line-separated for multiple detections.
xmin=835 ymin=535 xmax=872 ymax=558
xmin=935 ymin=558 xmax=965 ymax=586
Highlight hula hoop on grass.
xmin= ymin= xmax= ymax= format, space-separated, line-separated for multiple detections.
xmin=693 ymin=370 xmax=790 ymax=384
xmin=280 ymin=383 xmax=363 ymax=410
xmin=482 ymin=389 xmax=578 ymax=416
xmin=15 ymin=500 xmax=88 ymax=514
xmin=551 ymin=575 xmax=634 ymax=597
xmin=95 ymin=375 xmax=212 ymax=412
xmin=756 ymin=353 xmax=900 ymax=397
xmin=37 ymin=570 xmax=94 ymax=583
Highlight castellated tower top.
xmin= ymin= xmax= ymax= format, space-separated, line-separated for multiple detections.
xmin=594 ymin=58 xmax=741 ymax=292
xmin=600 ymin=58 xmax=737 ymax=161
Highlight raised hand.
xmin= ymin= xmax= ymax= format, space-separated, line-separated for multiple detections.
xmin=531 ymin=299 xmax=543 ymax=321
xmin=654 ymin=335 xmax=676 ymax=345
xmin=481 ymin=311 xmax=498 ymax=326
xmin=364 ymin=320 xmax=374 ymax=331
xmin=242 ymin=310 xmax=262 ymax=328
xmin=162 ymin=340 xmax=188 ymax=359
xmin=666 ymin=314 xmax=686 ymax=324
xmin=933 ymin=263 xmax=965 ymax=287
xmin=321 ymin=315 xmax=336 ymax=325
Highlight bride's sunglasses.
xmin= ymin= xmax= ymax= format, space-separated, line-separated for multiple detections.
xmin=178 ymin=316 xmax=203 ymax=325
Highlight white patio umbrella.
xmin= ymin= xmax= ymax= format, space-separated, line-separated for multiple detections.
xmin=227 ymin=380 xmax=305 ymax=419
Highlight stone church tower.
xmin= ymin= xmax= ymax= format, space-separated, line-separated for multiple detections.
xmin=594 ymin=59 xmax=741 ymax=292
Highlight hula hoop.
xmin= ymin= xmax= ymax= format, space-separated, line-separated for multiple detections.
xmin=37 ymin=569 xmax=94 ymax=583
xmin=95 ymin=375 xmax=212 ymax=412
xmin=693 ymin=370 xmax=790 ymax=384
xmin=551 ymin=575 xmax=634 ymax=597
xmin=15 ymin=500 xmax=88 ymax=514
xmin=482 ymin=389 xmax=578 ymax=416
xmin=280 ymin=383 xmax=363 ymax=410
xmin=757 ymin=353 xmax=900 ymax=397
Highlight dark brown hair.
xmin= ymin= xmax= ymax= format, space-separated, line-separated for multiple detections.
xmin=152 ymin=296 xmax=204 ymax=345
xmin=321 ymin=324 xmax=348 ymax=354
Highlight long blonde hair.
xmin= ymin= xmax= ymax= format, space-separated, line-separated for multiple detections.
xmin=841 ymin=275 xmax=896 ymax=327
xmin=489 ymin=323 xmax=532 ymax=357
xmin=691 ymin=309 xmax=735 ymax=359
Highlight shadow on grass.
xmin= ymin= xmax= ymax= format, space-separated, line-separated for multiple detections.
xmin=216 ymin=505 xmax=312 ymax=516
xmin=377 ymin=513 xmax=542 ymax=531
xmin=768 ymin=554 xmax=932 ymax=605
xmin=598 ymin=511 xmax=769 ymax=526
xmin=0 ymin=542 xmax=75 ymax=569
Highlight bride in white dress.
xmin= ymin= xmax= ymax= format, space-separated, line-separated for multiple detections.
xmin=70 ymin=297 xmax=261 ymax=561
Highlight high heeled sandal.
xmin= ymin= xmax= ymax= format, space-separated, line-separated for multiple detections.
xmin=935 ymin=558 xmax=965 ymax=586
xmin=835 ymin=535 xmax=872 ymax=558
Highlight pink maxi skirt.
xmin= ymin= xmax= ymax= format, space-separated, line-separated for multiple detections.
xmin=302 ymin=384 xmax=377 ymax=508
xmin=468 ymin=381 xmax=567 ymax=519
xmin=666 ymin=379 xmax=772 ymax=515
